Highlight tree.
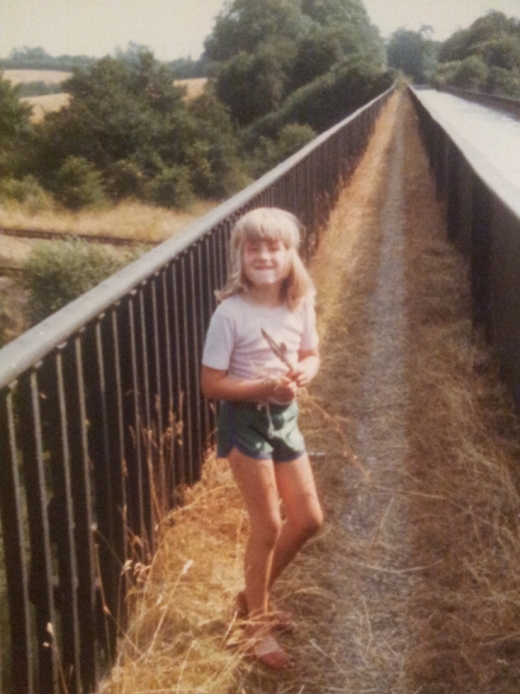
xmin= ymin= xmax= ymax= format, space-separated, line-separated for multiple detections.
xmin=205 ymin=0 xmax=389 ymax=133
xmin=204 ymin=0 xmax=309 ymax=62
xmin=300 ymin=0 xmax=385 ymax=65
xmin=53 ymin=156 xmax=106 ymax=210
xmin=275 ymin=54 xmax=393 ymax=132
xmin=215 ymin=44 xmax=294 ymax=125
xmin=387 ymin=28 xmax=437 ymax=83
xmin=30 ymin=53 xmax=244 ymax=206
xmin=0 ymin=72 xmax=33 ymax=176
xmin=432 ymin=11 xmax=520 ymax=97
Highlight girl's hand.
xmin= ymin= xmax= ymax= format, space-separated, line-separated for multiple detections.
xmin=287 ymin=347 xmax=320 ymax=388
xmin=287 ymin=363 xmax=311 ymax=388
xmin=263 ymin=376 xmax=298 ymax=401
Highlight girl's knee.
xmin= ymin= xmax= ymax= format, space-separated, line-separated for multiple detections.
xmin=306 ymin=507 xmax=324 ymax=537
xmin=296 ymin=505 xmax=324 ymax=541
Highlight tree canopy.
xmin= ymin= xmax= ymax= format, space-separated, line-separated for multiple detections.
xmin=30 ymin=53 xmax=244 ymax=207
xmin=206 ymin=0 xmax=390 ymax=129
xmin=386 ymin=28 xmax=437 ymax=84
xmin=0 ymin=1 xmax=395 ymax=211
xmin=432 ymin=11 xmax=520 ymax=97
xmin=0 ymin=72 xmax=32 ymax=176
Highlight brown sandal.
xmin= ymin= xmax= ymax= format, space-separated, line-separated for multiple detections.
xmin=247 ymin=628 xmax=297 ymax=671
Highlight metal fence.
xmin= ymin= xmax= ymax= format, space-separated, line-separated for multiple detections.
xmin=441 ymin=86 xmax=520 ymax=120
xmin=409 ymin=86 xmax=520 ymax=411
xmin=0 ymin=85 xmax=394 ymax=694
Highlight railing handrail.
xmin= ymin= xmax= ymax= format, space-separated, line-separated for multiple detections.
xmin=0 ymin=87 xmax=393 ymax=391
xmin=440 ymin=85 xmax=520 ymax=119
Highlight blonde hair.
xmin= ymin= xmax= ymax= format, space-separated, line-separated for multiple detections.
xmin=216 ymin=207 xmax=315 ymax=310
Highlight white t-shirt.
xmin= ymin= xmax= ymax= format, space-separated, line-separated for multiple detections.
xmin=202 ymin=293 xmax=318 ymax=386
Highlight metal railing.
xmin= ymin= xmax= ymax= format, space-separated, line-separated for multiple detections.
xmin=0 ymin=85 xmax=394 ymax=694
xmin=409 ymin=86 xmax=520 ymax=412
xmin=441 ymin=86 xmax=520 ymax=120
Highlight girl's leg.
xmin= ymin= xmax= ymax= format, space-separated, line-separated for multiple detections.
xmin=269 ymin=452 xmax=323 ymax=589
xmin=227 ymin=448 xmax=282 ymax=619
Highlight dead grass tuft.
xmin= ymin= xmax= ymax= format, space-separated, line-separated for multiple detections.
xmin=0 ymin=199 xmax=216 ymax=264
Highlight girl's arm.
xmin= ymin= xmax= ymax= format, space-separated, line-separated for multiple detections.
xmin=288 ymin=347 xmax=320 ymax=387
xmin=201 ymin=365 xmax=298 ymax=402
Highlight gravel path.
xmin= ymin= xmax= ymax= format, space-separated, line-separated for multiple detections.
xmin=297 ymin=91 xmax=446 ymax=693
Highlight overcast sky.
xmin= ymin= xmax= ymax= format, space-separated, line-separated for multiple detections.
xmin=1 ymin=0 xmax=519 ymax=62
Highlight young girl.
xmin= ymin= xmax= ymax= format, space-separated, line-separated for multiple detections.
xmin=201 ymin=207 xmax=323 ymax=670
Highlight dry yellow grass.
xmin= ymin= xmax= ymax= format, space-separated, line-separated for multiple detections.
xmin=3 ymin=70 xmax=206 ymax=122
xmin=0 ymin=198 xmax=216 ymax=258
xmin=175 ymin=77 xmax=207 ymax=100
xmin=21 ymin=92 xmax=70 ymax=122
xmin=3 ymin=69 xmax=71 ymax=84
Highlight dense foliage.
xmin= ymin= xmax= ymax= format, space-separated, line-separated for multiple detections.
xmin=0 ymin=0 xmax=394 ymax=212
xmin=21 ymin=238 xmax=144 ymax=324
xmin=207 ymin=0 xmax=390 ymax=130
xmin=0 ymin=72 xmax=33 ymax=178
xmin=386 ymin=28 xmax=437 ymax=84
xmin=432 ymin=12 xmax=520 ymax=97
xmin=0 ymin=46 xmax=94 ymax=71
xmin=27 ymin=52 xmax=245 ymax=208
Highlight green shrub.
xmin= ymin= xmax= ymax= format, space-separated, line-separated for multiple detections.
xmin=485 ymin=66 xmax=520 ymax=97
xmin=17 ymin=81 xmax=64 ymax=97
xmin=255 ymin=56 xmax=394 ymax=135
xmin=451 ymin=55 xmax=489 ymax=90
xmin=144 ymin=165 xmax=194 ymax=209
xmin=432 ymin=56 xmax=488 ymax=91
xmin=246 ymin=122 xmax=316 ymax=178
xmin=0 ymin=175 xmax=53 ymax=213
xmin=431 ymin=61 xmax=460 ymax=89
xmin=22 ymin=237 xmax=137 ymax=324
xmin=106 ymin=159 xmax=144 ymax=199
xmin=0 ymin=287 xmax=28 ymax=347
xmin=53 ymin=156 xmax=107 ymax=211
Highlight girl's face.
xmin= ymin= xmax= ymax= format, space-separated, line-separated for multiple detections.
xmin=242 ymin=237 xmax=290 ymax=288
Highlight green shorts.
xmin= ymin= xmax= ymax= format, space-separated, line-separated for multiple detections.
xmin=217 ymin=400 xmax=306 ymax=463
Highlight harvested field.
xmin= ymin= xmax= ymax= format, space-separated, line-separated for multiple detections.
xmin=96 ymin=90 xmax=520 ymax=693
xmin=21 ymin=92 xmax=70 ymax=121
xmin=175 ymin=77 xmax=207 ymax=100
xmin=3 ymin=69 xmax=71 ymax=84
xmin=3 ymin=70 xmax=206 ymax=121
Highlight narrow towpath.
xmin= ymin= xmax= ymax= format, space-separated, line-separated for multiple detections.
xmin=298 ymin=89 xmax=420 ymax=693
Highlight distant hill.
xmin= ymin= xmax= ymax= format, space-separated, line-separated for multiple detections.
xmin=1 ymin=45 xmax=208 ymax=77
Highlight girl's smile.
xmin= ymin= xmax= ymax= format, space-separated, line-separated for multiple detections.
xmin=242 ymin=238 xmax=289 ymax=288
